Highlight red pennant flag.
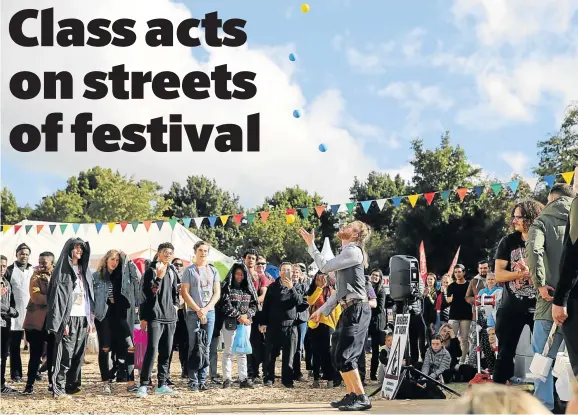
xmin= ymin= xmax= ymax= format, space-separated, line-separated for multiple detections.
xmin=424 ymin=192 xmax=436 ymax=206
xmin=14 ymin=225 xmax=22 ymax=234
xmin=233 ymin=214 xmax=244 ymax=225
xmin=143 ymin=221 xmax=152 ymax=231
xmin=448 ymin=246 xmax=461 ymax=276
xmin=315 ymin=206 xmax=325 ymax=217
xmin=120 ymin=222 xmax=128 ymax=232
xmin=260 ymin=211 xmax=270 ymax=223
xmin=286 ymin=208 xmax=296 ymax=215
xmin=456 ymin=188 xmax=469 ymax=201
xmin=419 ymin=241 xmax=427 ymax=283
xmin=36 ymin=225 xmax=44 ymax=233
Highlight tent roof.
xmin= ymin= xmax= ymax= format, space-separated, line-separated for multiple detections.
xmin=309 ymin=237 xmax=335 ymax=275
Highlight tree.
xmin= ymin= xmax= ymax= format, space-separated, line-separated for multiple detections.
xmin=30 ymin=190 xmax=86 ymax=222
xmin=1 ymin=187 xmax=32 ymax=224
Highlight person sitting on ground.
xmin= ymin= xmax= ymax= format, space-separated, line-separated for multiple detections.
xmin=420 ymin=335 xmax=452 ymax=383
xmin=438 ymin=323 xmax=462 ymax=382
xmin=377 ymin=332 xmax=393 ymax=384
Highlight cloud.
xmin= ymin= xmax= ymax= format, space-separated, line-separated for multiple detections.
xmin=499 ymin=152 xmax=530 ymax=174
xmin=1 ymin=0 xmax=378 ymax=207
xmin=384 ymin=164 xmax=414 ymax=182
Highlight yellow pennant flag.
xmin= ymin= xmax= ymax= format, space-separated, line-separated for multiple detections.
xmin=561 ymin=171 xmax=575 ymax=184
xmin=408 ymin=194 xmax=420 ymax=208
xmin=220 ymin=215 xmax=229 ymax=225
xmin=107 ymin=222 xmax=115 ymax=233
xmin=2 ymin=225 xmax=11 ymax=234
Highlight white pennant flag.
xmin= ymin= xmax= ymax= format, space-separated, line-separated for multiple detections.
xmin=376 ymin=199 xmax=387 ymax=210
xmin=337 ymin=204 xmax=348 ymax=213
xmin=193 ymin=217 xmax=205 ymax=228
xmin=82 ymin=224 xmax=92 ymax=235
xmin=525 ymin=177 xmax=539 ymax=192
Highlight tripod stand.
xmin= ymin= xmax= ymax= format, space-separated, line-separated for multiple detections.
xmin=369 ymin=301 xmax=461 ymax=400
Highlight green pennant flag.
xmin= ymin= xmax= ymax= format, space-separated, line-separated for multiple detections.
xmin=490 ymin=183 xmax=502 ymax=196
xmin=169 ymin=218 xmax=177 ymax=230
xmin=301 ymin=208 xmax=309 ymax=219
xmin=246 ymin=213 xmax=256 ymax=224
xmin=60 ymin=224 xmax=68 ymax=234
xmin=440 ymin=191 xmax=450 ymax=201
xmin=346 ymin=202 xmax=356 ymax=213
xmin=131 ymin=221 xmax=139 ymax=231
xmin=25 ymin=225 xmax=32 ymax=234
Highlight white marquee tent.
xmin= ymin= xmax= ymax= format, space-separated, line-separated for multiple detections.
xmin=0 ymin=220 xmax=234 ymax=278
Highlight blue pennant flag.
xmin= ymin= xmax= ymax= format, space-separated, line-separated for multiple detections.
xmin=391 ymin=197 xmax=403 ymax=208
xmin=361 ymin=200 xmax=372 ymax=213
xmin=543 ymin=175 xmax=555 ymax=188
xmin=331 ymin=204 xmax=340 ymax=215
xmin=473 ymin=186 xmax=485 ymax=198
xmin=72 ymin=224 xmax=80 ymax=234
xmin=508 ymin=180 xmax=520 ymax=194
xmin=208 ymin=216 xmax=217 ymax=227
xmin=182 ymin=217 xmax=192 ymax=228
xmin=95 ymin=223 xmax=104 ymax=233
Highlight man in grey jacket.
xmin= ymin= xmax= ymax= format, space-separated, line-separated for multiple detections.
xmin=526 ymin=183 xmax=575 ymax=411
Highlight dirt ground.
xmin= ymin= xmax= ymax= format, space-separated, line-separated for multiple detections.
xmin=1 ymin=349 xmax=467 ymax=414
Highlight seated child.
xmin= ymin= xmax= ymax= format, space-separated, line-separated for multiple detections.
xmin=421 ymin=335 xmax=452 ymax=383
xmin=377 ymin=332 xmax=393 ymax=384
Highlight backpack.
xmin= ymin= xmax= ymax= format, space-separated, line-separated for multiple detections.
xmin=188 ymin=327 xmax=209 ymax=371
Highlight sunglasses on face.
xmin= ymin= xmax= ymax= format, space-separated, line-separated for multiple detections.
xmin=257 ymin=262 xmax=266 ymax=266
xmin=174 ymin=263 xmax=183 ymax=268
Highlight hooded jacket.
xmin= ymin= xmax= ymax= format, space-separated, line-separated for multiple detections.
xmin=23 ymin=265 xmax=53 ymax=331
xmin=526 ymin=196 xmax=572 ymax=320
xmin=219 ymin=263 xmax=258 ymax=325
xmin=370 ymin=274 xmax=388 ymax=331
xmin=45 ymin=238 xmax=94 ymax=334
xmin=139 ymin=260 xmax=179 ymax=323
xmin=261 ymin=272 xmax=309 ymax=329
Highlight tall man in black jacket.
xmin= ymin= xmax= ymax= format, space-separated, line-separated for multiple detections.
xmin=260 ymin=262 xmax=309 ymax=388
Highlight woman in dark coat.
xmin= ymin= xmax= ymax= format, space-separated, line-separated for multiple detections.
xmin=368 ymin=269 xmax=387 ymax=380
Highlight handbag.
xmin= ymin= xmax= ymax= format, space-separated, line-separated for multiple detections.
xmin=87 ymin=332 xmax=99 ymax=354
xmin=224 ymin=317 xmax=237 ymax=331
xmin=232 ymin=323 xmax=252 ymax=355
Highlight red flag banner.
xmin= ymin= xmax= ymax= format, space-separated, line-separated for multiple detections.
xmin=448 ymin=246 xmax=461 ymax=276
xmin=419 ymin=241 xmax=427 ymax=282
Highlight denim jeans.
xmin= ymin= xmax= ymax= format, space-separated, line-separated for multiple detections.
xmin=185 ymin=310 xmax=215 ymax=385
xmin=532 ymin=319 xmax=564 ymax=410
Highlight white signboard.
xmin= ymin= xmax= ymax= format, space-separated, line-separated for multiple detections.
xmin=381 ymin=313 xmax=410 ymax=399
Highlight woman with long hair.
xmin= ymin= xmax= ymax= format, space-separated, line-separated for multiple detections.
xmin=302 ymin=220 xmax=373 ymax=412
xmin=435 ymin=274 xmax=452 ymax=331
xmin=368 ymin=269 xmax=387 ymax=381
xmin=306 ymin=271 xmax=340 ymax=388
xmin=423 ymin=273 xmax=438 ymax=341
xmin=92 ymin=249 xmax=140 ymax=394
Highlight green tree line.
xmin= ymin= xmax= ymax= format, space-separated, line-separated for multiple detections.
xmin=2 ymin=103 xmax=576 ymax=275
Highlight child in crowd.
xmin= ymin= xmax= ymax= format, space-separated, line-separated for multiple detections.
xmin=420 ymin=335 xmax=452 ymax=383
xmin=377 ymin=332 xmax=393 ymax=384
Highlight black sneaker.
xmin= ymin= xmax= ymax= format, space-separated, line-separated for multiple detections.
xmin=282 ymin=383 xmax=294 ymax=389
xmin=199 ymin=383 xmax=209 ymax=391
xmin=188 ymin=382 xmax=199 ymax=392
xmin=331 ymin=393 xmax=354 ymax=408
xmin=240 ymin=379 xmax=254 ymax=389
xmin=35 ymin=374 xmax=43 ymax=381
xmin=339 ymin=394 xmax=372 ymax=411
xmin=222 ymin=379 xmax=232 ymax=389
xmin=263 ymin=380 xmax=273 ymax=387
xmin=1 ymin=385 xmax=19 ymax=395
xmin=22 ymin=385 xmax=34 ymax=395
xmin=11 ymin=377 xmax=22 ymax=383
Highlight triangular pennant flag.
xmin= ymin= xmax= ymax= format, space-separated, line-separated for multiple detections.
xmin=131 ymin=221 xmax=139 ymax=231
xmin=120 ymin=222 xmax=128 ymax=232
xmin=25 ymin=225 xmax=33 ymax=234
xmin=456 ymin=188 xmax=469 ymax=201
xmin=233 ymin=214 xmax=244 ymax=225
xmin=60 ymin=224 xmax=68 ymax=234
xmin=182 ymin=218 xmax=191 ymax=228
xmin=315 ymin=206 xmax=325 ymax=217
xmin=168 ymin=218 xmax=178 ymax=230
xmin=36 ymin=225 xmax=43 ymax=234
xmin=208 ymin=216 xmax=217 ymax=227
xmin=246 ymin=213 xmax=256 ymax=224
xmin=260 ymin=211 xmax=270 ymax=223
xmin=376 ymin=199 xmax=387 ymax=210
xmin=155 ymin=221 xmax=163 ymax=230
xmin=508 ymin=180 xmax=520 ymax=194
xmin=561 ymin=171 xmax=575 ymax=184
xmin=490 ymin=183 xmax=502 ymax=196
xmin=219 ymin=215 xmax=229 ymax=225
xmin=424 ymin=193 xmax=435 ymax=206
xmin=440 ymin=191 xmax=450 ymax=201
xmin=143 ymin=221 xmax=152 ymax=231
xmin=391 ymin=197 xmax=404 ymax=208
xmin=108 ymin=222 xmax=116 ymax=233
xmin=14 ymin=225 xmax=22 ymax=234
xmin=82 ymin=224 xmax=92 ymax=234
xmin=193 ymin=217 xmax=205 ymax=228
xmin=300 ymin=208 xmax=310 ymax=219
xmin=543 ymin=175 xmax=556 ymax=188
xmin=525 ymin=177 xmax=539 ymax=192
xmin=346 ymin=202 xmax=356 ymax=213
xmin=361 ymin=200 xmax=372 ymax=213
xmin=330 ymin=204 xmax=340 ymax=215
xmin=49 ymin=224 xmax=56 ymax=234
xmin=3 ymin=225 xmax=12 ymax=234
xmin=338 ymin=204 xmax=348 ymax=213
xmin=72 ymin=223 xmax=80 ymax=234
xmin=473 ymin=186 xmax=485 ymax=198
xmin=286 ymin=209 xmax=296 ymax=215
xmin=408 ymin=194 xmax=420 ymax=208
xmin=96 ymin=223 xmax=104 ymax=233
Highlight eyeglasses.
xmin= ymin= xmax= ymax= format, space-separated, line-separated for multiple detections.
xmin=160 ymin=250 xmax=174 ymax=256
xmin=257 ymin=263 xmax=266 ymax=266
xmin=174 ymin=263 xmax=183 ymax=268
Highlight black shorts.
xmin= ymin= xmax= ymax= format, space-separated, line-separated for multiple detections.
xmin=331 ymin=302 xmax=371 ymax=373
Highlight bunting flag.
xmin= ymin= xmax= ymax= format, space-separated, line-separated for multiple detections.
xmin=448 ymin=246 xmax=461 ymax=276
xmin=419 ymin=241 xmax=427 ymax=283
xmin=3 ymin=170 xmax=572 ymax=234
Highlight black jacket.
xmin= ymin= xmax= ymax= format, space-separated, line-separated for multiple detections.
xmin=370 ymin=281 xmax=388 ymax=331
xmin=4 ymin=261 xmax=33 ymax=283
xmin=45 ymin=238 xmax=94 ymax=334
xmin=1 ymin=275 xmax=18 ymax=323
xmin=261 ymin=277 xmax=308 ymax=328
xmin=554 ymin=198 xmax=578 ymax=306
xmin=139 ymin=261 xmax=179 ymax=323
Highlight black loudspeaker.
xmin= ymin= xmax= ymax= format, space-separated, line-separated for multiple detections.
xmin=389 ymin=255 xmax=419 ymax=302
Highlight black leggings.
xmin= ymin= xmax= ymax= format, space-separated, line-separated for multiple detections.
xmin=94 ymin=308 xmax=135 ymax=382
xmin=310 ymin=324 xmax=334 ymax=381
xmin=25 ymin=329 xmax=51 ymax=387
xmin=368 ymin=325 xmax=382 ymax=378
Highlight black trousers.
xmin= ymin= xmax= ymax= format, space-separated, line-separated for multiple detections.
xmin=562 ymin=298 xmax=578 ymax=376
xmin=139 ymin=321 xmax=176 ymax=387
xmin=263 ymin=325 xmax=298 ymax=386
xmin=94 ymin=308 xmax=135 ymax=382
xmin=310 ymin=324 xmax=334 ymax=381
xmin=368 ymin=325 xmax=382 ymax=379
xmin=9 ymin=330 xmax=24 ymax=379
xmin=248 ymin=320 xmax=266 ymax=379
xmin=493 ymin=307 xmax=534 ymax=384
xmin=25 ymin=329 xmax=50 ymax=387
xmin=304 ymin=329 xmax=313 ymax=371
xmin=169 ymin=309 xmax=188 ymax=377
xmin=52 ymin=316 xmax=89 ymax=396
xmin=331 ymin=302 xmax=371 ymax=373
xmin=1 ymin=325 xmax=10 ymax=387
xmin=408 ymin=314 xmax=427 ymax=364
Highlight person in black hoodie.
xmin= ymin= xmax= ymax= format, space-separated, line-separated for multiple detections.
xmin=219 ymin=263 xmax=258 ymax=388
xmin=1 ymin=254 xmax=19 ymax=395
xmin=292 ymin=263 xmax=310 ymax=382
xmin=135 ymin=242 xmax=179 ymax=398
xmin=260 ymin=262 xmax=309 ymax=388
xmin=368 ymin=269 xmax=388 ymax=381
xmin=46 ymin=238 xmax=94 ymax=399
